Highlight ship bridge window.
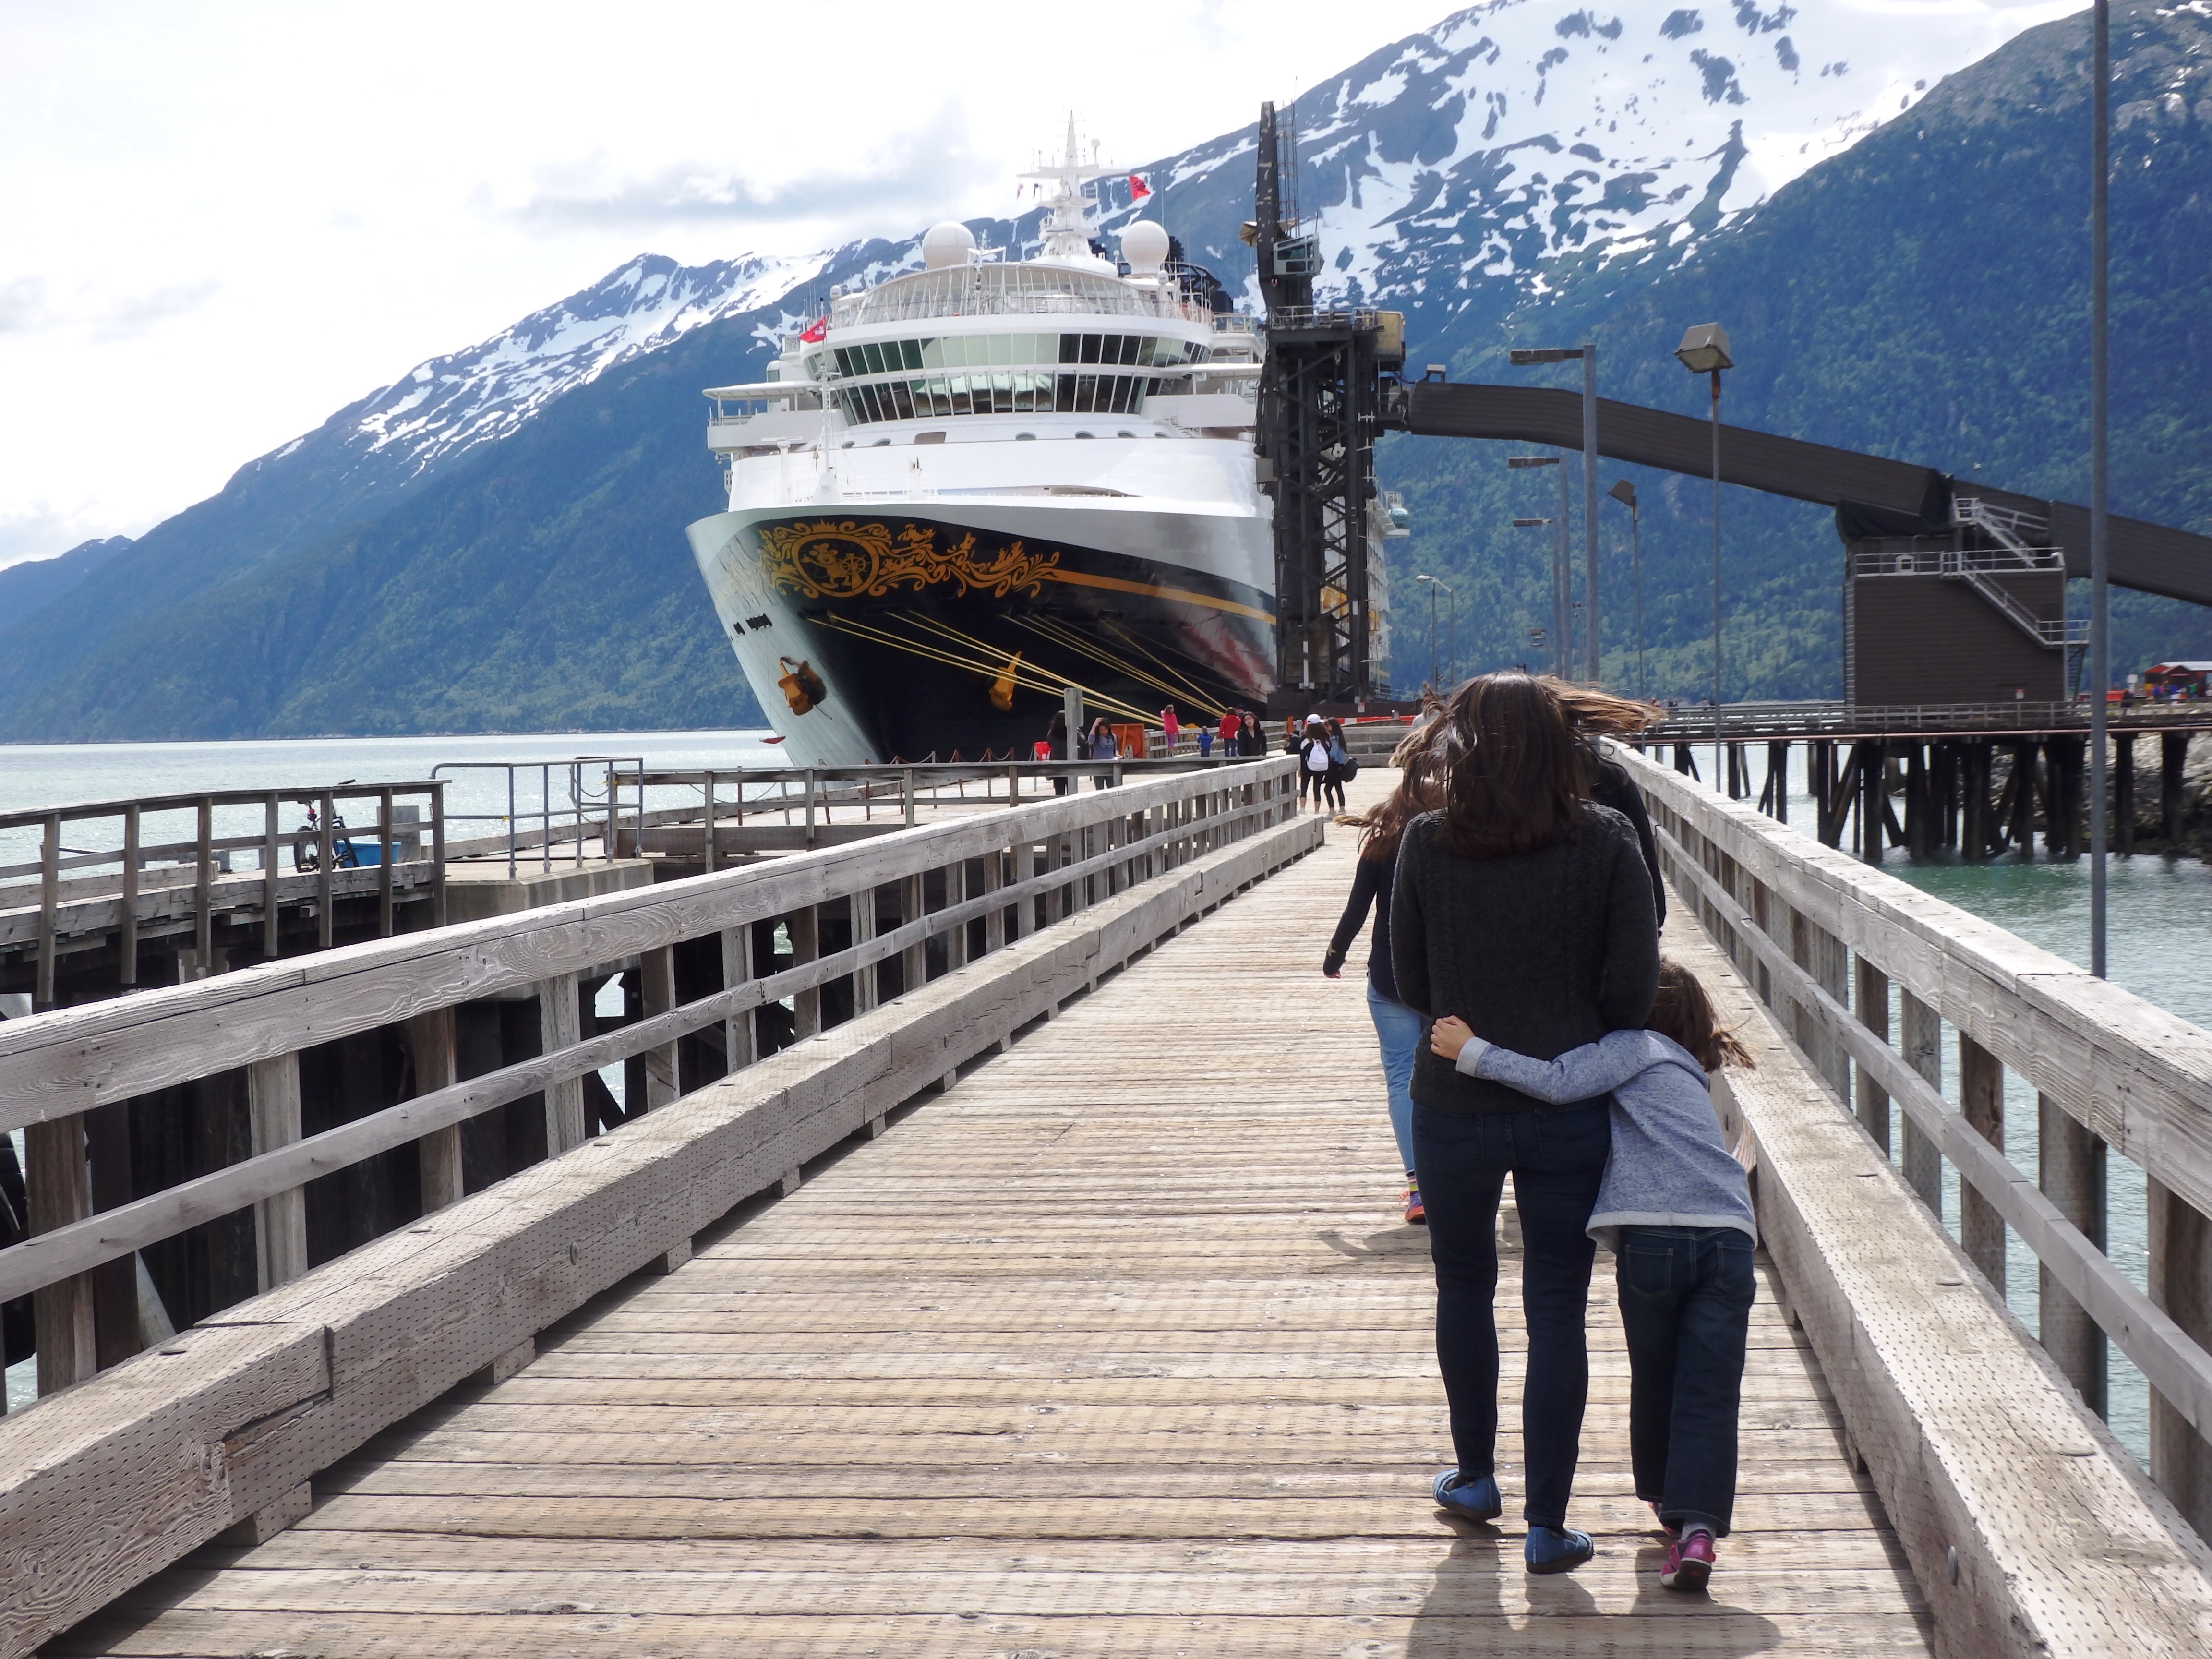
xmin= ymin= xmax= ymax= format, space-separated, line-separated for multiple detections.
xmin=830 ymin=332 xmax=1205 ymax=381
xmin=834 ymin=365 xmax=1170 ymax=426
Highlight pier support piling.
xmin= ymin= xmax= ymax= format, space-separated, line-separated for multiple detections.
xmin=2116 ymin=733 xmax=2136 ymax=856
xmin=2162 ymin=732 xmax=2189 ymax=843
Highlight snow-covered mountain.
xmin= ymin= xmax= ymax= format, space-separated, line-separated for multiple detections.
xmin=302 ymin=251 xmax=826 ymax=482
xmin=240 ymin=1 xmax=2028 ymax=492
xmin=1132 ymin=0 xmax=2011 ymax=315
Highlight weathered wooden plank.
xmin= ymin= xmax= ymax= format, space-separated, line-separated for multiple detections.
xmin=0 ymin=812 xmax=1323 ymax=1659
xmin=247 ymin=1054 xmax=307 ymax=1291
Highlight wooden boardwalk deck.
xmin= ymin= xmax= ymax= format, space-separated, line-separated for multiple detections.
xmin=59 ymin=801 xmax=1930 ymax=1657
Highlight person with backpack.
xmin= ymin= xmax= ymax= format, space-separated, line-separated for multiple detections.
xmin=1323 ymin=719 xmax=1353 ymax=811
xmin=1298 ymin=715 xmax=1334 ymax=810
xmin=1218 ymin=709 xmax=1241 ymax=755
xmin=1086 ymin=716 xmax=1118 ymax=791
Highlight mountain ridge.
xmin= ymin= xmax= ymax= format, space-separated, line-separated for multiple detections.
xmin=1 ymin=0 xmax=2206 ymax=738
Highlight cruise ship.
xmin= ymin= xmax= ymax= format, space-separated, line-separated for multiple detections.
xmin=684 ymin=130 xmax=1296 ymax=765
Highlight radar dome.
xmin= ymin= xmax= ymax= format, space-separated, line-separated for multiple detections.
xmin=1121 ymin=220 xmax=1171 ymax=274
xmin=921 ymin=221 xmax=976 ymax=270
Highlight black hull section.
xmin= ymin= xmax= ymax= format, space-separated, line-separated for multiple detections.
xmin=703 ymin=511 xmax=1276 ymax=761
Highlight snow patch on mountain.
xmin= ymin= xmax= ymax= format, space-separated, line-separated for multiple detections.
xmin=347 ymin=250 xmax=827 ymax=475
xmin=1120 ymin=0 xmax=2070 ymax=313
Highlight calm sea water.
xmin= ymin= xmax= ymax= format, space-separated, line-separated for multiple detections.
xmin=9 ymin=733 xmax=2208 ymax=1465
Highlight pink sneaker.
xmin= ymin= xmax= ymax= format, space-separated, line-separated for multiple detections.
xmin=1660 ymin=1529 xmax=1715 ymax=1591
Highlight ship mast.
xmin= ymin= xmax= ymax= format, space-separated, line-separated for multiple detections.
xmin=1021 ymin=114 xmax=1115 ymax=264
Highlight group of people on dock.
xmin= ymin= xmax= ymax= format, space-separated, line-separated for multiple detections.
xmin=1324 ymin=672 xmax=1756 ymax=1592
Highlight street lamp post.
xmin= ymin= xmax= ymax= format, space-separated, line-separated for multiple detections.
xmin=1513 ymin=514 xmax=1554 ymax=677
xmin=2090 ymin=0 xmax=2111 ymax=979
xmin=1415 ymin=573 xmax=1441 ymax=691
xmin=1510 ymin=344 xmax=1600 ymax=682
xmin=1417 ymin=573 xmax=1457 ymax=689
xmin=1608 ymin=479 xmax=1643 ymax=699
xmin=1508 ymin=454 xmax=1570 ymax=679
xmin=1675 ymin=323 xmax=1733 ymax=774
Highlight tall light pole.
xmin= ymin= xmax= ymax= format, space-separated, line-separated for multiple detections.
xmin=1675 ymin=323 xmax=1733 ymax=773
xmin=2090 ymin=0 xmax=2111 ymax=979
xmin=1609 ymin=478 xmax=1643 ymax=699
xmin=1507 ymin=453 xmax=1570 ymax=678
xmin=1415 ymin=573 xmax=1441 ymax=691
xmin=1418 ymin=573 xmax=1458 ymax=688
xmin=1510 ymin=345 xmax=1600 ymax=682
xmin=1513 ymin=515 xmax=1554 ymax=676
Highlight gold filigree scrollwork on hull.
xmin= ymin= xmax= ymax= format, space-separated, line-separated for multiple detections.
xmin=758 ymin=520 xmax=1062 ymax=601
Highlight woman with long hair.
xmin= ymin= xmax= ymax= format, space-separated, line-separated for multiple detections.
xmin=1390 ymin=672 xmax=1660 ymax=1575
xmin=1322 ymin=729 xmax=1447 ymax=1223
xmin=1322 ymin=719 xmax=1351 ymax=812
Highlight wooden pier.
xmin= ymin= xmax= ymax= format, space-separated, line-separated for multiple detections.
xmin=5 ymin=753 xmax=2212 ymax=1655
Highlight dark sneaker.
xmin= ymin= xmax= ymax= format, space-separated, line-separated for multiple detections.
xmin=1525 ymin=1525 xmax=1595 ymax=1575
xmin=1431 ymin=1468 xmax=1502 ymax=1523
xmin=1648 ymin=1500 xmax=1680 ymax=1538
xmin=1404 ymin=1178 xmax=1426 ymax=1226
xmin=1660 ymin=1530 xmax=1716 ymax=1591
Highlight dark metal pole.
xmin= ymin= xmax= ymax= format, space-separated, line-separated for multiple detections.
xmin=1711 ymin=367 xmax=1724 ymax=766
xmin=1583 ymin=343 xmax=1600 ymax=684
xmin=1632 ymin=505 xmax=1645 ymax=699
xmin=1427 ymin=580 xmax=1438 ymax=690
xmin=2090 ymin=0 xmax=2111 ymax=979
xmin=1555 ymin=460 xmax=1571 ymax=680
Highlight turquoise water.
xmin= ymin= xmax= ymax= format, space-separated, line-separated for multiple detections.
xmin=1675 ymin=741 xmax=2212 ymax=1467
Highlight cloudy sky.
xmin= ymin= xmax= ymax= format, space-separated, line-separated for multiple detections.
xmin=0 ymin=0 xmax=2074 ymax=569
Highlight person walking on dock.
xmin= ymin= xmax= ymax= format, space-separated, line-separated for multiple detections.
xmin=1218 ymin=708 xmax=1241 ymax=756
xmin=1161 ymin=705 xmax=1180 ymax=754
xmin=1428 ymin=960 xmax=1756 ymax=1594
xmin=1390 ymin=672 xmax=1660 ymax=1575
xmin=1087 ymin=716 xmax=1117 ymax=791
xmin=1046 ymin=709 xmax=1071 ymax=796
xmin=1323 ymin=719 xmax=1352 ymax=812
xmin=1299 ymin=715 xmax=1332 ymax=811
xmin=1323 ymin=737 xmax=1444 ymax=1224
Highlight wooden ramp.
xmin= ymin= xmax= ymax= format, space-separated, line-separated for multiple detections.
xmin=60 ymin=809 xmax=1930 ymax=1657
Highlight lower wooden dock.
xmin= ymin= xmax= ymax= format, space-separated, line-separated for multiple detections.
xmin=59 ymin=795 xmax=1929 ymax=1657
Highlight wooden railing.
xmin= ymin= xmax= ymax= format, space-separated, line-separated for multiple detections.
xmin=0 ymin=757 xmax=1315 ymax=1657
xmin=0 ymin=760 xmax=1297 ymax=1401
xmin=1619 ymin=745 xmax=2212 ymax=1537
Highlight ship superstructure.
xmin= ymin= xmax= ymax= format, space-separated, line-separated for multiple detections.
xmin=685 ymin=125 xmax=1282 ymax=763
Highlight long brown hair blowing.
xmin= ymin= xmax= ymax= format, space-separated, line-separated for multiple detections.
xmin=1552 ymin=683 xmax=1664 ymax=738
xmin=1647 ymin=960 xmax=1755 ymax=1072
xmin=1335 ymin=726 xmax=1447 ymax=861
xmin=1431 ymin=672 xmax=1589 ymax=858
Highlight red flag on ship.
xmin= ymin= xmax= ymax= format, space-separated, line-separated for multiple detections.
xmin=1128 ymin=172 xmax=1152 ymax=201
xmin=798 ymin=315 xmax=828 ymax=343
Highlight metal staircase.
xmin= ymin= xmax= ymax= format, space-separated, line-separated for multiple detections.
xmin=1944 ymin=498 xmax=2086 ymax=648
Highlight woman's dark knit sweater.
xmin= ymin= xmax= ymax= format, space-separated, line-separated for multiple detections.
xmin=1389 ymin=804 xmax=1661 ymax=1115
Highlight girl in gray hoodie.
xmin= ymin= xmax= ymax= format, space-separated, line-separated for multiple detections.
xmin=1431 ymin=960 xmax=1755 ymax=1595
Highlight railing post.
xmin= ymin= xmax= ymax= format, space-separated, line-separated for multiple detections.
xmin=2039 ymin=1091 xmax=2107 ymax=1414
xmin=409 ymin=1008 xmax=463 ymax=1212
xmin=1853 ymin=958 xmax=1892 ymax=1154
xmin=851 ymin=886 xmax=878 ymax=1014
xmin=983 ymin=845 xmax=1006 ymax=953
xmin=316 ymin=790 xmax=335 ymax=949
xmin=1900 ymin=990 xmax=1942 ymax=1216
xmin=26 ymin=1114 xmax=97 ymax=1394
xmin=249 ymin=1053 xmax=309 ymax=1291
xmin=790 ymin=907 xmax=821 ymax=1038
xmin=2148 ymin=1178 xmax=2212 ymax=1537
xmin=943 ymin=861 xmax=969 ymax=972
xmin=36 ymin=812 xmax=60 ymax=1010
xmin=123 ymin=803 xmax=144 ymax=986
xmin=258 ymin=795 xmax=278 ymax=962
xmin=376 ymin=787 xmax=395 ymax=937
xmin=540 ymin=973 xmax=585 ymax=1153
xmin=722 ymin=926 xmax=755 ymax=1074
xmin=902 ymin=872 xmax=927 ymax=992
xmin=640 ymin=947 xmax=680 ymax=1107
xmin=1959 ymin=1033 xmax=2005 ymax=1286
xmin=194 ymin=796 xmax=214 ymax=974
xmin=1010 ymin=844 xmax=1033 ymax=940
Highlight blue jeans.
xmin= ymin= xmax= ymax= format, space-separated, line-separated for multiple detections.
xmin=1414 ymin=1099 xmax=1610 ymax=1527
xmin=1365 ymin=980 xmax=1420 ymax=1176
xmin=1616 ymin=1225 xmax=1756 ymax=1536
